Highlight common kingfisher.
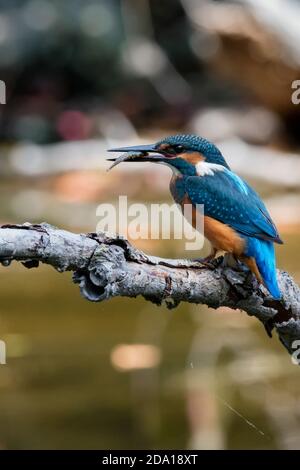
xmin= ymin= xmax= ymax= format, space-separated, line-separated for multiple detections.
xmin=108 ymin=134 xmax=283 ymax=299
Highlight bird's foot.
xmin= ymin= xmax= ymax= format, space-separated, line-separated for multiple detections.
xmin=192 ymin=254 xmax=221 ymax=269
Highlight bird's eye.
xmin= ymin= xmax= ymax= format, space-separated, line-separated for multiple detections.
xmin=173 ymin=144 xmax=184 ymax=153
xmin=157 ymin=143 xmax=184 ymax=156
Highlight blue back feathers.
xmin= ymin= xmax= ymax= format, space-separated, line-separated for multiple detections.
xmin=184 ymin=172 xmax=282 ymax=299
xmin=186 ymin=172 xmax=282 ymax=244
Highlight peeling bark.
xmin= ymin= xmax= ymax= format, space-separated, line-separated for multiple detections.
xmin=0 ymin=223 xmax=299 ymax=357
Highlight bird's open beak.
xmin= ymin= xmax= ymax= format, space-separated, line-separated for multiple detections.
xmin=107 ymin=144 xmax=163 ymax=170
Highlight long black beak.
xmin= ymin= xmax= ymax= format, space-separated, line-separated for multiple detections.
xmin=107 ymin=143 xmax=163 ymax=170
xmin=108 ymin=144 xmax=156 ymax=153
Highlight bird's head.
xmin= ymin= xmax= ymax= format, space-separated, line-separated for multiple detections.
xmin=107 ymin=134 xmax=230 ymax=176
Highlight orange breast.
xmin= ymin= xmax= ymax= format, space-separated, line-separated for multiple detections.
xmin=204 ymin=216 xmax=245 ymax=255
xmin=180 ymin=195 xmax=245 ymax=255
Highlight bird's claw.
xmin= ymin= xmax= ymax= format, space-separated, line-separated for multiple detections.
xmin=192 ymin=256 xmax=220 ymax=269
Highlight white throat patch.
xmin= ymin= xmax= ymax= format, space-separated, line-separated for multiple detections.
xmin=195 ymin=162 xmax=249 ymax=195
xmin=195 ymin=161 xmax=225 ymax=177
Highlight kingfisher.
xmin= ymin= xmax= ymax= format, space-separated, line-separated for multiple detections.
xmin=108 ymin=134 xmax=283 ymax=299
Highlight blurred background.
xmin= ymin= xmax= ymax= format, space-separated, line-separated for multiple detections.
xmin=0 ymin=0 xmax=300 ymax=450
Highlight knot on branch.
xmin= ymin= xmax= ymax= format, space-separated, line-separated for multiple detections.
xmin=73 ymin=243 xmax=128 ymax=302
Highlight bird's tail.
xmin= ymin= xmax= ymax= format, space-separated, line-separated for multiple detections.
xmin=245 ymin=238 xmax=281 ymax=300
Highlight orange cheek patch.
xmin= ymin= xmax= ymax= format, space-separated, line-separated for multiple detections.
xmin=181 ymin=152 xmax=204 ymax=165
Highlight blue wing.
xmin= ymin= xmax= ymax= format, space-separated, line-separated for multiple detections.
xmin=186 ymin=170 xmax=283 ymax=244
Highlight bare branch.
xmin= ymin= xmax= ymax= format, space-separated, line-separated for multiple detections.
xmin=0 ymin=223 xmax=299 ymax=357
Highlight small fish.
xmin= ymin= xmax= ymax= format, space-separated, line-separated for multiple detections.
xmin=107 ymin=151 xmax=148 ymax=171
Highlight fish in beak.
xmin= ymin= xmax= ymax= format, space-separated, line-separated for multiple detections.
xmin=107 ymin=151 xmax=148 ymax=171
xmin=107 ymin=144 xmax=163 ymax=171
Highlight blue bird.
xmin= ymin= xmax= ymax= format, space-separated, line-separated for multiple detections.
xmin=108 ymin=134 xmax=283 ymax=299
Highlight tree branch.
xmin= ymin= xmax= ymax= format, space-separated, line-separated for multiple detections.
xmin=0 ymin=222 xmax=299 ymax=357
